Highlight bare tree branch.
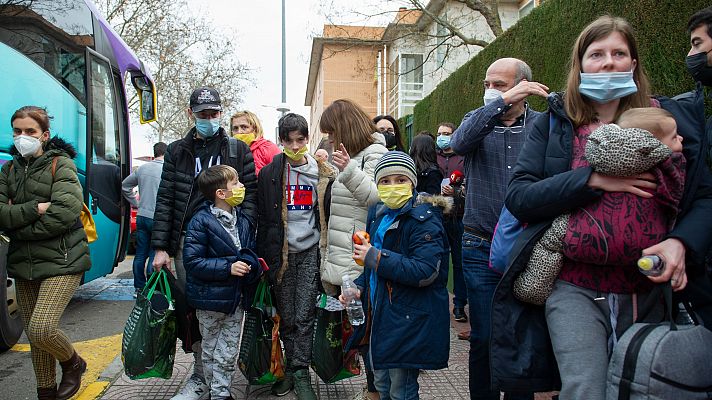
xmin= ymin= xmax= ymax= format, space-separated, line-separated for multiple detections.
xmin=317 ymin=0 xmax=504 ymax=79
xmin=97 ymin=0 xmax=251 ymax=142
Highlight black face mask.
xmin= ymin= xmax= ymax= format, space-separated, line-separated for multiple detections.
xmin=383 ymin=132 xmax=397 ymax=150
xmin=686 ymin=51 xmax=712 ymax=86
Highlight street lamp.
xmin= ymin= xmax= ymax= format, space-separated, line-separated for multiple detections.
xmin=261 ymin=103 xmax=290 ymax=143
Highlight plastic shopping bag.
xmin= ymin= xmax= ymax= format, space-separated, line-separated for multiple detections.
xmin=121 ymin=270 xmax=177 ymax=379
xmin=237 ymin=278 xmax=285 ymax=385
xmin=311 ymin=293 xmax=361 ymax=383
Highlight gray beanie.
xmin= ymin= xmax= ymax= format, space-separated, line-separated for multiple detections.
xmin=374 ymin=151 xmax=418 ymax=186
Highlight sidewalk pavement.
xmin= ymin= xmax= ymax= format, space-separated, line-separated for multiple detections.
xmin=99 ymin=307 xmax=472 ymax=399
xmin=98 ymin=301 xmax=555 ymax=400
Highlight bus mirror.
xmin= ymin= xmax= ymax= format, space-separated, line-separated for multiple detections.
xmin=140 ymin=89 xmax=156 ymax=124
xmin=132 ymin=75 xmax=157 ymax=124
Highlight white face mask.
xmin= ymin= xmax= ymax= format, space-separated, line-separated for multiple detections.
xmin=483 ymin=88 xmax=504 ymax=106
xmin=14 ymin=135 xmax=42 ymax=158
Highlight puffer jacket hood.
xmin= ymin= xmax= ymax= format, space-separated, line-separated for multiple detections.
xmin=415 ymin=193 xmax=453 ymax=214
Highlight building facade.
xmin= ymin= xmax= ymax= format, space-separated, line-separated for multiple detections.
xmin=305 ymin=0 xmax=541 ymax=149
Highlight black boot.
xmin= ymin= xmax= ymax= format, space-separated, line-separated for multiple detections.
xmin=37 ymin=386 xmax=57 ymax=400
xmin=56 ymin=351 xmax=86 ymax=400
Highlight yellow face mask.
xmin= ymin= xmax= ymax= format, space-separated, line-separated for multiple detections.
xmin=377 ymin=183 xmax=413 ymax=209
xmin=234 ymin=133 xmax=256 ymax=146
xmin=224 ymin=186 xmax=245 ymax=207
xmin=283 ymin=146 xmax=308 ymax=161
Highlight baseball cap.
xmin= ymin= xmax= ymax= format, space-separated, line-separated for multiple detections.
xmin=189 ymin=87 xmax=222 ymax=113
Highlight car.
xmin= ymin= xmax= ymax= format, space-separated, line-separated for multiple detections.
xmin=127 ymin=206 xmax=137 ymax=255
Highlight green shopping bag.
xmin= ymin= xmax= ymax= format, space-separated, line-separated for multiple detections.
xmin=121 ymin=270 xmax=177 ymax=379
xmin=311 ymin=293 xmax=361 ymax=383
xmin=238 ymin=278 xmax=285 ymax=384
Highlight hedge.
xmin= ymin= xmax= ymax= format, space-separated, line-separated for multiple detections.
xmin=410 ymin=0 xmax=710 ymax=134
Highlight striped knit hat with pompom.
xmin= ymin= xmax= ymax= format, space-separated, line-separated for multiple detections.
xmin=374 ymin=151 xmax=418 ymax=186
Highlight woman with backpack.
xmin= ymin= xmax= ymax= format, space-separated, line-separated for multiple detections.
xmin=494 ymin=16 xmax=712 ymax=399
xmin=0 ymin=106 xmax=91 ymax=400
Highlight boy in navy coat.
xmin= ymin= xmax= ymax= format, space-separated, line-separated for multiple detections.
xmin=183 ymin=165 xmax=260 ymax=400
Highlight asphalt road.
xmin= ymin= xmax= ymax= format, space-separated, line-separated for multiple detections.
xmin=0 ymin=257 xmax=137 ymax=400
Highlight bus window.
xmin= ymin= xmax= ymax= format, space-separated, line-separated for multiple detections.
xmin=0 ymin=0 xmax=94 ymax=105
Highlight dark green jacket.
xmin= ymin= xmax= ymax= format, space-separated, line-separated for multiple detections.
xmin=0 ymin=137 xmax=91 ymax=280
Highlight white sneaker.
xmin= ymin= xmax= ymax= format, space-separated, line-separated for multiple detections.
xmin=171 ymin=374 xmax=209 ymax=400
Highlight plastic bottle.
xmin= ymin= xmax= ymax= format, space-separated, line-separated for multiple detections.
xmin=341 ymin=275 xmax=365 ymax=326
xmin=637 ymin=255 xmax=664 ymax=277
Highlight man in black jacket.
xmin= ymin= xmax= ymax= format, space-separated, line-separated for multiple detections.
xmin=679 ymin=6 xmax=712 ymax=327
xmin=151 ymin=87 xmax=256 ymax=400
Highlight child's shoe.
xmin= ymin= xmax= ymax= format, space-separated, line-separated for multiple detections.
xmin=293 ymin=368 xmax=317 ymax=400
xmin=270 ymin=370 xmax=294 ymax=396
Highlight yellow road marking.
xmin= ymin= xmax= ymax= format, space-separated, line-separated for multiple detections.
xmin=71 ymin=333 xmax=122 ymax=399
xmin=10 ymin=343 xmax=30 ymax=352
xmin=74 ymin=382 xmax=110 ymax=400
xmin=12 ymin=333 xmax=122 ymax=399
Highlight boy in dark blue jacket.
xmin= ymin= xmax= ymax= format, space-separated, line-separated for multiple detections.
xmin=346 ymin=151 xmax=450 ymax=400
xmin=183 ymin=164 xmax=260 ymax=400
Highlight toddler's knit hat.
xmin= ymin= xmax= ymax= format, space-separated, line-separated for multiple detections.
xmin=374 ymin=151 xmax=418 ymax=186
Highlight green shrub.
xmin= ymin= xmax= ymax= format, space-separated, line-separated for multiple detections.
xmin=412 ymin=0 xmax=709 ymax=133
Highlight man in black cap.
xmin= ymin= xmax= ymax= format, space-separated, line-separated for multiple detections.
xmin=151 ymin=86 xmax=256 ymax=400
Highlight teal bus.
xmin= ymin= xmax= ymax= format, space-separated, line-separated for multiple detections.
xmin=0 ymin=0 xmax=157 ymax=350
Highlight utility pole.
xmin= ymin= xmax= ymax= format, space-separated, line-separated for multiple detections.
xmin=276 ymin=0 xmax=289 ymax=142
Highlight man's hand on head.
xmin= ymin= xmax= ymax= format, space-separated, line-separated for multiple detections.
xmin=501 ymin=79 xmax=550 ymax=106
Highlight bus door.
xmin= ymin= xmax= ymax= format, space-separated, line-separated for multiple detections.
xmin=84 ymin=48 xmax=128 ymax=282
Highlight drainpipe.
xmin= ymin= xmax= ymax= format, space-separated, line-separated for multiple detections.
xmin=377 ymin=50 xmax=382 ymax=115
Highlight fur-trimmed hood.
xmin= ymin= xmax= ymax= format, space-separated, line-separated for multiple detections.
xmin=10 ymin=136 xmax=77 ymax=159
xmin=415 ymin=193 xmax=453 ymax=215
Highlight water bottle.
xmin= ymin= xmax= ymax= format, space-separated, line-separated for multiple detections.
xmin=342 ymin=275 xmax=365 ymax=326
xmin=637 ymin=255 xmax=664 ymax=277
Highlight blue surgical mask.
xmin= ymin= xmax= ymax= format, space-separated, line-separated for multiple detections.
xmin=195 ymin=118 xmax=220 ymax=137
xmin=579 ymin=71 xmax=638 ymax=103
xmin=436 ymin=135 xmax=451 ymax=149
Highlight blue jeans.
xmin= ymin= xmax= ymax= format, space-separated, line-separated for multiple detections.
xmin=373 ymin=367 xmax=419 ymax=400
xmin=445 ymin=218 xmax=466 ymax=308
xmin=462 ymin=231 xmax=532 ymax=400
xmin=133 ymin=216 xmax=155 ymax=290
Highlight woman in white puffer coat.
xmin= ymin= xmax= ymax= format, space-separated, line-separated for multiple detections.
xmin=319 ymin=99 xmax=388 ymax=295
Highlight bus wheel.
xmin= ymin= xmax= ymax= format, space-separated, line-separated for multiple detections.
xmin=0 ymin=240 xmax=23 ymax=352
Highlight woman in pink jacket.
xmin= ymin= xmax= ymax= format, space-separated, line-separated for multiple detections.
xmin=231 ymin=110 xmax=281 ymax=176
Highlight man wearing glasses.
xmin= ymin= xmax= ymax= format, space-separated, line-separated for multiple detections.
xmin=450 ymin=58 xmax=547 ymax=400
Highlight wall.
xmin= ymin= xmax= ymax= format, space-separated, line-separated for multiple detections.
xmin=412 ymin=0 xmax=710 ymax=133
